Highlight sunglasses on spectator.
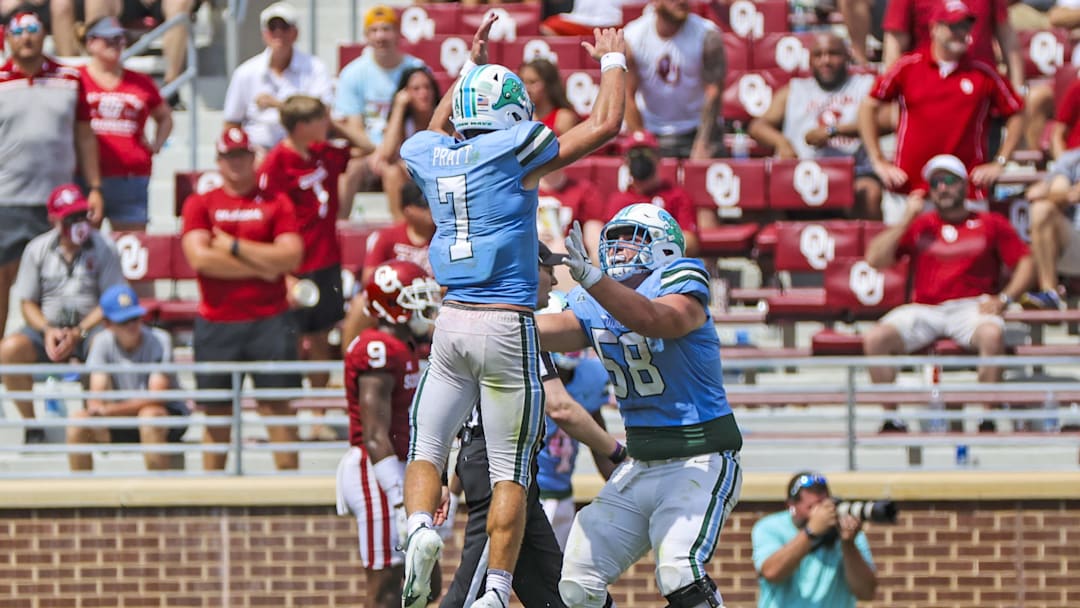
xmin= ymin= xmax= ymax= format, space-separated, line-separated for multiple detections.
xmin=947 ymin=21 xmax=973 ymax=34
xmin=8 ymin=23 xmax=41 ymax=35
xmin=90 ymin=35 xmax=125 ymax=46
xmin=789 ymin=473 xmax=828 ymax=498
xmin=930 ymin=173 xmax=964 ymax=187
xmin=266 ymin=18 xmax=294 ymax=32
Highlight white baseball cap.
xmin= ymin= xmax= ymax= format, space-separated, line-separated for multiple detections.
xmin=260 ymin=2 xmax=299 ymax=29
xmin=921 ymin=154 xmax=968 ymax=182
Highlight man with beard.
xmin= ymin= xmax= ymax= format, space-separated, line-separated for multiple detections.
xmin=748 ymin=33 xmax=882 ymax=220
xmin=623 ymin=0 xmax=726 ymax=159
xmin=857 ymin=0 xmax=1025 ymax=201
xmin=603 ymin=130 xmax=716 ymax=257
xmin=863 ymin=154 xmax=1034 ymax=433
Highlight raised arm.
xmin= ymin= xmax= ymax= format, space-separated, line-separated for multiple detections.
xmin=429 ymin=14 xmax=500 ymax=136
xmin=865 ymin=192 xmax=922 ymax=269
xmin=522 ymin=29 xmax=627 ymax=189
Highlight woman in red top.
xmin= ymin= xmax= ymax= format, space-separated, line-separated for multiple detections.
xmin=520 ymin=58 xmax=580 ymax=136
xmin=78 ymin=16 xmax=172 ymax=231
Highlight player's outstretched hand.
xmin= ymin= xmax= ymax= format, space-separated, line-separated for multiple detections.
xmin=471 ymin=12 xmax=498 ymax=65
xmin=563 ymin=221 xmax=604 ymax=289
xmin=582 ymin=27 xmax=625 ymax=62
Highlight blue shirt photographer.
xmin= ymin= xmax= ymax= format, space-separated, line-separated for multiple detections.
xmin=752 ymin=510 xmax=874 ymax=608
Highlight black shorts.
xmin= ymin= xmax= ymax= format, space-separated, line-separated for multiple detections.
xmin=108 ymin=401 xmax=189 ymax=444
xmin=290 ymin=264 xmax=345 ymax=334
xmin=0 ymin=207 xmax=49 ymax=266
xmin=193 ymin=313 xmax=301 ymax=406
xmin=122 ymin=0 xmax=166 ymax=23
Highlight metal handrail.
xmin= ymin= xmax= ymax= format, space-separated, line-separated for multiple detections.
xmin=121 ymin=12 xmax=200 ymax=170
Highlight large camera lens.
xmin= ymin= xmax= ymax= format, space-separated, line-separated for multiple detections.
xmin=833 ymin=498 xmax=899 ymax=524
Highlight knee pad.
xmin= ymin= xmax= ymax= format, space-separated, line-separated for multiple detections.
xmin=663 ymin=575 xmax=723 ymax=608
xmin=559 ymin=578 xmax=607 ymax=608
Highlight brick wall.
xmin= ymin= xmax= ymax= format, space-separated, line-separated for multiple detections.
xmin=1 ymin=500 xmax=1078 ymax=608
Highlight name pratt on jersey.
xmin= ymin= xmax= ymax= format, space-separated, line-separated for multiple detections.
xmin=431 ymin=145 xmax=477 ymax=167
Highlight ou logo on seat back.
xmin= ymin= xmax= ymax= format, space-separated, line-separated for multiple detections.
xmin=400 ymin=7 xmax=436 ymax=44
xmin=793 ymin=160 xmax=828 ymax=206
xmin=848 ymin=260 xmax=885 ymax=306
xmin=522 ymin=39 xmax=558 ymax=66
xmin=116 ymin=234 xmax=149 ymax=281
xmin=1028 ymin=31 xmax=1064 ymax=76
xmin=706 ymin=163 xmax=741 ymax=208
xmin=799 ymin=224 xmax=835 ymax=270
xmin=729 ymin=1 xmax=763 ymax=38
xmin=775 ymin=35 xmax=809 ymax=73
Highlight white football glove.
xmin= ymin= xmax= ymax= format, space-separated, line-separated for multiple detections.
xmin=563 ymin=221 xmax=604 ymax=289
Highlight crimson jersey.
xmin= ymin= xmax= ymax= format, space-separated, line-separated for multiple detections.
xmin=870 ymin=52 xmax=1023 ymax=196
xmin=181 ymin=186 xmax=299 ymax=322
xmin=882 ymin=0 xmax=1006 ymax=68
xmin=78 ymin=66 xmax=163 ymax=177
xmin=604 ymin=181 xmax=705 ymax=235
xmin=897 ymin=211 xmax=1029 ymax=305
xmin=344 ymin=327 xmax=420 ymax=459
xmin=259 ymin=140 xmax=351 ymax=273
xmin=364 ymin=223 xmax=432 ymax=276
xmin=538 ymin=177 xmax=606 ymax=240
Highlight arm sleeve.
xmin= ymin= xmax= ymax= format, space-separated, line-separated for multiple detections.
xmin=272 ymin=195 xmax=301 ymax=237
xmin=869 ymin=63 xmax=905 ymax=102
xmin=180 ymin=194 xmax=211 ymax=235
xmin=137 ymin=72 xmax=163 ymax=112
xmin=751 ymin=518 xmax=786 ymax=572
xmin=657 ymin=258 xmax=711 ymax=308
xmin=257 ymin=151 xmax=287 ymax=196
xmin=513 ymin=122 xmax=559 ymax=174
xmin=96 ymin=243 xmax=129 ymax=291
xmin=10 ymin=243 xmax=42 ymax=305
xmin=75 ymin=76 xmax=91 ymax=121
xmin=984 ymin=65 xmax=1025 ymax=117
xmin=85 ymin=332 xmax=112 ymax=367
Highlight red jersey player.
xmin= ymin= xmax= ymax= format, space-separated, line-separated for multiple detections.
xmin=336 ymin=260 xmax=440 ymax=608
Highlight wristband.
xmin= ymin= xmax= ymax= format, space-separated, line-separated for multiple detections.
xmin=600 ymin=52 xmax=627 ymax=73
xmin=609 ymin=441 xmax=628 ymax=464
xmin=460 ymin=59 xmax=478 ymax=76
xmin=230 ymin=238 xmax=239 ymax=258
xmin=373 ymin=456 xmax=405 ymax=506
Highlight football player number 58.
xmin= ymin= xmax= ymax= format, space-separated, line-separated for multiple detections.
xmin=436 ymin=175 xmax=473 ymax=261
xmin=591 ymin=328 xmax=665 ymax=398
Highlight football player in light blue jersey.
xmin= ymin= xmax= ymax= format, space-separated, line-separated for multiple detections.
xmin=537 ymin=203 xmax=744 ymax=608
xmin=397 ymin=15 xmax=629 ymax=608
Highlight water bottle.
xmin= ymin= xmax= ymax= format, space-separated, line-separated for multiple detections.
xmin=1042 ymin=391 xmax=1060 ymax=433
xmin=927 ymin=387 xmax=947 ymax=433
xmin=731 ymin=121 xmax=751 ymax=160
xmin=955 ymin=444 xmax=970 ymax=466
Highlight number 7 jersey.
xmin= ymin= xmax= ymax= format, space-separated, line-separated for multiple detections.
xmin=567 ymin=258 xmax=735 ymax=429
xmin=400 ymin=122 xmax=559 ymax=308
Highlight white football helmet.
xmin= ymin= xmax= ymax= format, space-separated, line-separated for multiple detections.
xmin=452 ymin=64 xmax=534 ymax=133
xmin=600 ymin=204 xmax=685 ymax=281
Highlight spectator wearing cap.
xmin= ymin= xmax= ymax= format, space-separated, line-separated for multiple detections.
xmin=77 ymin=15 xmax=172 ymax=231
xmin=863 ymin=154 xmax=1034 ymax=433
xmin=859 ymin=1 xmax=1025 ymax=202
xmin=223 ymin=2 xmax=338 ymax=155
xmin=602 ymin=131 xmax=717 ymax=256
xmin=752 ymin=471 xmax=877 ymax=608
xmin=623 ymin=0 xmax=726 ymax=159
xmin=180 ymin=127 xmax=304 ymax=471
xmin=67 ymin=284 xmax=189 ymax=472
xmin=335 ymin=5 xmax=425 ymax=216
xmin=0 ymin=184 xmax=125 ymax=444
xmin=748 ymin=33 xmax=883 ymax=220
xmin=0 ymin=7 xmax=105 ymax=340
xmin=341 ymin=179 xmax=434 ymax=349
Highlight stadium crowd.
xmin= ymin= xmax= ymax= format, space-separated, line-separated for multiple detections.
xmin=1 ymin=0 xmax=1079 ymax=604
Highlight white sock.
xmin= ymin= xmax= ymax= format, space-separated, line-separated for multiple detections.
xmin=407 ymin=511 xmax=433 ymax=537
xmin=485 ymin=568 xmax=512 ymax=604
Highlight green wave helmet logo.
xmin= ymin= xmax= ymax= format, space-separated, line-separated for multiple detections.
xmin=492 ymin=77 xmax=526 ymax=111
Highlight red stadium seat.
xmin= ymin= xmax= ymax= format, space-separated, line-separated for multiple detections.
xmin=1018 ymin=29 xmax=1069 ymax=80
xmin=768 ymin=157 xmax=855 ymax=211
xmin=502 ymin=36 xmax=592 ymax=70
xmin=725 ymin=34 xmax=752 ymax=73
xmin=561 ymin=69 xmax=601 ymax=118
xmin=823 ymin=256 xmax=910 ymax=320
xmin=681 ymin=159 xmax=768 ymax=212
xmin=989 ymin=195 xmax=1032 ymax=243
xmin=400 ymin=36 xmax=481 ymax=77
xmin=338 ymin=43 xmax=365 ymax=73
xmin=751 ymin=32 xmax=816 ymax=74
xmin=169 ymin=234 xmax=197 ymax=281
xmin=174 ymin=170 xmax=223 ymax=217
xmin=621 ymin=3 xmax=648 ymax=25
xmin=714 ymin=0 xmax=789 ymax=39
xmin=773 ymin=221 xmax=863 ymax=272
xmin=722 ymin=69 xmax=792 ymax=123
xmin=561 ymin=158 xmax=594 ymax=185
xmin=398 ymin=4 xmax=460 ymax=44
xmin=459 ymin=5 xmax=540 ymax=40
xmin=338 ymin=222 xmax=373 ymax=276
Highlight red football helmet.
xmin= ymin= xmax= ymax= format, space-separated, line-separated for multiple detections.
xmin=363 ymin=260 xmax=441 ymax=334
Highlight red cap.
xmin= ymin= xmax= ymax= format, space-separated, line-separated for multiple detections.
xmin=931 ymin=0 xmax=975 ymax=24
xmin=619 ymin=130 xmax=660 ymax=154
xmin=216 ymin=127 xmax=254 ymax=155
xmin=47 ymin=184 xmax=89 ymax=219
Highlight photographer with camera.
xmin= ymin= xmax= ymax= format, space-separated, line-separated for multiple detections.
xmin=752 ymin=471 xmax=878 ymax=607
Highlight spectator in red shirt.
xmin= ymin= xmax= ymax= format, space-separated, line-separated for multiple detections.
xmin=858 ymin=1 xmax=1025 ymax=199
xmin=882 ymin=0 xmax=1023 ymax=91
xmin=341 ymin=179 xmax=434 ymax=349
xmin=863 ymin=155 xmax=1034 ymax=433
xmin=78 ymin=16 xmax=172 ymax=231
xmin=336 ymin=259 xmax=440 ymax=608
xmin=259 ymin=95 xmax=354 ymax=402
xmin=603 ymin=131 xmax=717 ymax=256
xmin=180 ymin=127 xmax=305 ymax=471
